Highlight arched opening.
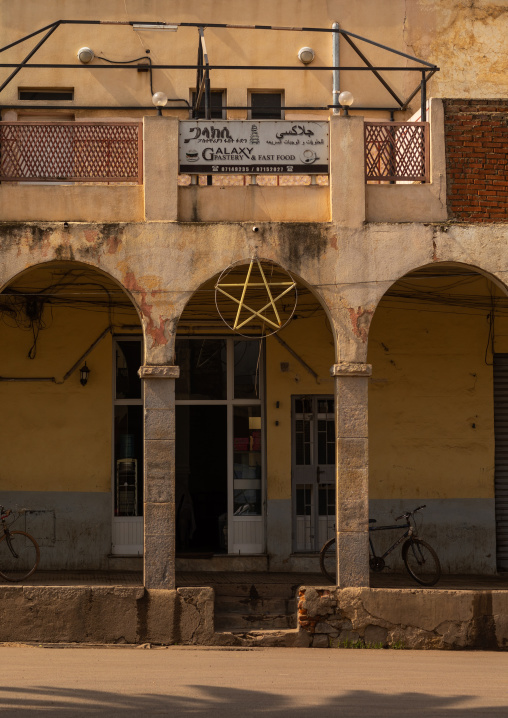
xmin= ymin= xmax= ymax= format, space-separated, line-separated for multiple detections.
xmin=175 ymin=259 xmax=335 ymax=570
xmin=368 ymin=262 xmax=508 ymax=575
xmin=0 ymin=261 xmax=144 ymax=570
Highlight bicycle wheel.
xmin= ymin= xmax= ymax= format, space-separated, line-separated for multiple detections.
xmin=402 ymin=538 xmax=441 ymax=586
xmin=319 ymin=537 xmax=336 ymax=584
xmin=0 ymin=530 xmax=40 ymax=582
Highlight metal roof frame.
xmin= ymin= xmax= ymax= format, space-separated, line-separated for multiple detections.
xmin=0 ymin=20 xmax=439 ymax=119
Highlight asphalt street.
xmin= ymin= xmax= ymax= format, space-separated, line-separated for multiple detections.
xmin=0 ymin=645 xmax=507 ymax=717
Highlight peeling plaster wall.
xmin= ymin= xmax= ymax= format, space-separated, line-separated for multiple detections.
xmin=0 ymin=261 xmax=141 ymax=568
xmin=367 ymin=272 xmax=508 ymax=573
xmin=405 ymin=1 xmax=508 ymax=101
xmin=2 ymin=220 xmax=508 ymax=572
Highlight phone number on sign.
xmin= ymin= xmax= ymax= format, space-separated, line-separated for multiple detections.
xmin=213 ymin=166 xmax=293 ymax=173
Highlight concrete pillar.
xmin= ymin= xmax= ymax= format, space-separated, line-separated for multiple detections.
xmin=329 ymin=115 xmax=366 ymax=227
xmin=331 ymin=361 xmax=371 ymax=587
xmin=139 ymin=365 xmax=180 ymax=589
xmin=143 ymin=116 xmax=179 ymax=221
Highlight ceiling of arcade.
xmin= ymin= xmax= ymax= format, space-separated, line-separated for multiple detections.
xmin=0 ymin=262 xmax=141 ymax=336
xmin=379 ymin=265 xmax=508 ymax=317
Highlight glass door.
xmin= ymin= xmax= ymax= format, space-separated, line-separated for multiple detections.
xmin=292 ymin=395 xmax=335 ymax=552
xmin=175 ymin=337 xmax=265 ymax=554
xmin=112 ymin=337 xmax=143 ymax=555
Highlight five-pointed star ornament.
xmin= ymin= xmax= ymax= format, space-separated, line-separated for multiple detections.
xmin=215 ymin=258 xmax=297 ymax=332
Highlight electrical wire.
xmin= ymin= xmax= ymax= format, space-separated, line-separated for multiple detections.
xmin=97 ymin=53 xmax=191 ymax=107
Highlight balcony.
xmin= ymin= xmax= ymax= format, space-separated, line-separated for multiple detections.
xmin=0 ymin=99 xmax=447 ymax=225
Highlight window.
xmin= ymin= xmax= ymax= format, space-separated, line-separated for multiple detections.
xmin=191 ymin=90 xmax=226 ymax=119
xmin=19 ymin=88 xmax=74 ymax=101
xmin=249 ymin=91 xmax=284 ymax=119
xmin=114 ymin=338 xmax=143 ymax=518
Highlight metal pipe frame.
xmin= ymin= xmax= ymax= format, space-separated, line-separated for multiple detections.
xmin=0 ymin=104 xmax=408 ymax=112
xmin=0 ymin=19 xmax=439 ymax=116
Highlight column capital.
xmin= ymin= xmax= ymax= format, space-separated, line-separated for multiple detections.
xmin=330 ymin=362 xmax=372 ymax=377
xmin=138 ymin=365 xmax=180 ymax=379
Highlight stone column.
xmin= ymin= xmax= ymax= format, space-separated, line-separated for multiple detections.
xmin=143 ymin=116 xmax=179 ymax=221
xmin=331 ymin=361 xmax=371 ymax=587
xmin=139 ymin=365 xmax=180 ymax=589
xmin=329 ymin=114 xmax=366 ymax=227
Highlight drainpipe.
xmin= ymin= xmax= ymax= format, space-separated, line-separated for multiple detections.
xmin=332 ymin=22 xmax=340 ymax=114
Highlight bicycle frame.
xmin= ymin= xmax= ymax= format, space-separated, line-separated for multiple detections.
xmin=369 ymin=521 xmax=414 ymax=561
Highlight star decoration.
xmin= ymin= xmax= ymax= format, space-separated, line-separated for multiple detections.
xmin=215 ymin=258 xmax=296 ymax=331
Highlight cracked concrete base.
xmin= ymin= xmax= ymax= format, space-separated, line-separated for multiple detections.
xmin=2 ymin=584 xmax=508 ymax=649
xmin=0 ymin=586 xmax=214 ymax=646
xmin=298 ymin=586 xmax=508 ymax=649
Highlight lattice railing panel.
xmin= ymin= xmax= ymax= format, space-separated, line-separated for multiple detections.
xmin=364 ymin=121 xmax=429 ymax=183
xmin=0 ymin=122 xmax=142 ymax=183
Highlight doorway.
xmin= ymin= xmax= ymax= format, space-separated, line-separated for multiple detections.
xmin=292 ymin=395 xmax=335 ymax=552
xmin=175 ymin=337 xmax=265 ymax=554
xmin=176 ymin=405 xmax=228 ymax=553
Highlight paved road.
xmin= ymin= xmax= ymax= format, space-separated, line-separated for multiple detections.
xmin=0 ymin=645 xmax=507 ymax=716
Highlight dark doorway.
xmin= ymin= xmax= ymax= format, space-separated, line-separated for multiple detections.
xmin=176 ymin=405 xmax=228 ymax=553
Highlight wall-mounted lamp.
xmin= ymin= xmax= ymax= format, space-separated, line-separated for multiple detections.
xmin=77 ymin=47 xmax=94 ymax=64
xmin=132 ymin=23 xmax=178 ymax=31
xmin=338 ymin=90 xmax=354 ymax=116
xmin=298 ymin=47 xmax=315 ymax=65
xmin=152 ymin=91 xmax=168 ymax=116
xmin=80 ymin=362 xmax=90 ymax=386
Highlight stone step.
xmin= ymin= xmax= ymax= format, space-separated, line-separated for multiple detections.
xmin=215 ymin=595 xmax=295 ymax=615
xmin=214 ymin=611 xmax=296 ymax=632
xmin=212 ymin=582 xmax=299 ymax=599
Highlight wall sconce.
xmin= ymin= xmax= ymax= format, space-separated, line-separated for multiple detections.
xmin=339 ymin=90 xmax=354 ymax=116
xmin=80 ymin=362 xmax=90 ymax=386
xmin=152 ymin=91 xmax=168 ymax=116
xmin=77 ymin=47 xmax=94 ymax=64
xmin=298 ymin=47 xmax=315 ymax=65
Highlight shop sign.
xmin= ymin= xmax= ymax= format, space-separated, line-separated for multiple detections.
xmin=179 ymin=120 xmax=328 ymax=174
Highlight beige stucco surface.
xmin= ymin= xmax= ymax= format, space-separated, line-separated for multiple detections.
xmin=178 ymin=186 xmax=330 ymax=223
xmin=0 ymin=185 xmax=144 ymax=223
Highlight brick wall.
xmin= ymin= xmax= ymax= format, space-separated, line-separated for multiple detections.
xmin=444 ymin=99 xmax=508 ymax=222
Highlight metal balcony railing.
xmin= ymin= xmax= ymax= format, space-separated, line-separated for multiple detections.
xmin=0 ymin=121 xmax=143 ymax=183
xmin=365 ymin=121 xmax=429 ymax=183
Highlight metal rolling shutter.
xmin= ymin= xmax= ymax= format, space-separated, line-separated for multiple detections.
xmin=494 ymin=354 xmax=508 ymax=571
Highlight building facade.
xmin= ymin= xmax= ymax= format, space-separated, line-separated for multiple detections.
xmin=1 ymin=0 xmax=508 ymax=602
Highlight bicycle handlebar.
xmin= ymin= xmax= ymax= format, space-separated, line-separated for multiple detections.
xmin=395 ymin=504 xmax=426 ymax=521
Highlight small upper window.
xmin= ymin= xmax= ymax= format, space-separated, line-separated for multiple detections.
xmin=249 ymin=92 xmax=283 ymax=119
xmin=191 ymin=90 xmax=225 ymax=119
xmin=19 ymin=89 xmax=74 ymax=101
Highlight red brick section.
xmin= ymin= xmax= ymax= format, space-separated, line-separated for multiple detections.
xmin=444 ymin=99 xmax=508 ymax=222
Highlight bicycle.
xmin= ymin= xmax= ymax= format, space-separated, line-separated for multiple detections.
xmin=0 ymin=506 xmax=40 ymax=582
xmin=319 ymin=505 xmax=441 ymax=587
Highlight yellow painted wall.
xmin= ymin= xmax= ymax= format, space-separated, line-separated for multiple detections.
xmin=0 ymin=276 xmax=140 ymax=493
xmin=265 ymin=312 xmax=335 ymax=501
xmin=368 ymin=274 xmax=508 ymax=501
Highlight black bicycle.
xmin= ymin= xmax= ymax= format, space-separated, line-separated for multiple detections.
xmin=320 ymin=505 xmax=441 ymax=586
xmin=0 ymin=506 xmax=40 ymax=582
